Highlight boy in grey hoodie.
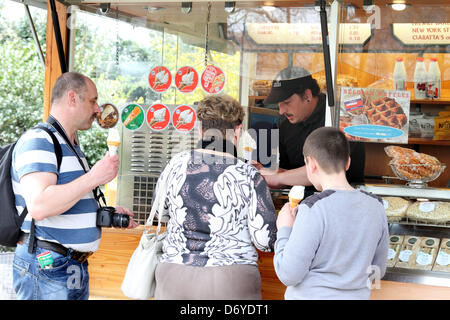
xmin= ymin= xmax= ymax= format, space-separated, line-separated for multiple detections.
xmin=274 ymin=127 xmax=388 ymax=299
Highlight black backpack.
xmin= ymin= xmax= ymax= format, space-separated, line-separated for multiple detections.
xmin=0 ymin=125 xmax=62 ymax=248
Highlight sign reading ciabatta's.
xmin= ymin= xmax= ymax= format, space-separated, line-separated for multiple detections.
xmin=246 ymin=23 xmax=371 ymax=45
xmin=392 ymin=23 xmax=450 ymax=45
xmin=339 ymin=87 xmax=410 ymax=144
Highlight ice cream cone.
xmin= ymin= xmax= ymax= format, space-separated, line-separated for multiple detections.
xmin=289 ymin=197 xmax=301 ymax=208
xmin=107 ymin=128 xmax=121 ymax=156
xmin=288 ymin=185 xmax=305 ymax=208
xmin=243 ymin=146 xmax=253 ymax=163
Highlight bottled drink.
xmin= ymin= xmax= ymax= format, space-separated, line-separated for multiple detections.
xmin=426 ymin=58 xmax=441 ymax=99
xmin=414 ymin=57 xmax=427 ymax=100
xmin=393 ymin=57 xmax=407 ymax=91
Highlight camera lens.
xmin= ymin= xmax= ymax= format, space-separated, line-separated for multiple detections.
xmin=112 ymin=213 xmax=130 ymax=228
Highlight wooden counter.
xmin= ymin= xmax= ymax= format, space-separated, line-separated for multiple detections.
xmin=89 ymin=227 xmax=450 ymax=300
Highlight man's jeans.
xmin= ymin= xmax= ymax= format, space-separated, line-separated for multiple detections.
xmin=12 ymin=241 xmax=89 ymax=300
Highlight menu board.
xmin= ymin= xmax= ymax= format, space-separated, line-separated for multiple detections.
xmin=339 ymin=87 xmax=410 ymax=143
xmin=246 ymin=23 xmax=372 ymax=45
xmin=392 ymin=23 xmax=450 ymax=45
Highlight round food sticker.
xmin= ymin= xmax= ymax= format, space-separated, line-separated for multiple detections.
xmin=175 ymin=66 xmax=199 ymax=93
xmin=121 ymin=103 xmax=145 ymax=131
xmin=201 ymin=65 xmax=225 ymax=94
xmin=147 ymin=104 xmax=170 ymax=131
xmin=172 ymin=105 xmax=196 ymax=132
xmin=148 ymin=66 xmax=172 ymax=93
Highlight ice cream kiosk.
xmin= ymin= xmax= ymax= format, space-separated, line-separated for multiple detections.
xmin=35 ymin=0 xmax=450 ymax=299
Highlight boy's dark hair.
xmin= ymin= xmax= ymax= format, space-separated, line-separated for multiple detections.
xmin=303 ymin=127 xmax=350 ymax=174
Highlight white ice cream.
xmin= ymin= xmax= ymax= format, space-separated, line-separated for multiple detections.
xmin=107 ymin=128 xmax=121 ymax=156
xmin=289 ymin=185 xmax=305 ymax=208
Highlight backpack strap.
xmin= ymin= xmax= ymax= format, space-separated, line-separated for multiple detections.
xmin=27 ymin=125 xmax=63 ymax=254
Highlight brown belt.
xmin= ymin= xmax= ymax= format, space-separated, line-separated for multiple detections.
xmin=18 ymin=232 xmax=93 ymax=264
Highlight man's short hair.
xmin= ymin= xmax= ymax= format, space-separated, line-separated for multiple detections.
xmin=303 ymin=127 xmax=350 ymax=174
xmin=51 ymin=72 xmax=89 ymax=105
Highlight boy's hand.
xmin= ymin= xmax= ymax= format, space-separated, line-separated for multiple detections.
xmin=276 ymin=202 xmax=298 ymax=230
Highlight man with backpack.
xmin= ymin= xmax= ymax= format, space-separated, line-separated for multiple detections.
xmin=9 ymin=72 xmax=138 ymax=300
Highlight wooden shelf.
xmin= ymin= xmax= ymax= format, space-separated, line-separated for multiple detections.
xmin=411 ymin=99 xmax=450 ymax=105
xmin=407 ymin=138 xmax=450 ymax=146
xmin=249 ymin=95 xmax=267 ymax=100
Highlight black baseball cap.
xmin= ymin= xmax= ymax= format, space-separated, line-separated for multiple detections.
xmin=264 ymin=67 xmax=314 ymax=105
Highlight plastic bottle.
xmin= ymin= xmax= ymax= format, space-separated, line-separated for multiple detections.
xmin=426 ymin=58 xmax=441 ymax=99
xmin=393 ymin=57 xmax=407 ymax=91
xmin=414 ymin=57 xmax=427 ymax=100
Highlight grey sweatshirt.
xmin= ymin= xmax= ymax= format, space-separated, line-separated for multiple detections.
xmin=274 ymin=189 xmax=389 ymax=300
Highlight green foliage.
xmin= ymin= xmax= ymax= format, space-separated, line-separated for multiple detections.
xmin=0 ymin=4 xmax=45 ymax=145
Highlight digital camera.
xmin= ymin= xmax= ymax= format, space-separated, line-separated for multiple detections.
xmin=96 ymin=206 xmax=129 ymax=228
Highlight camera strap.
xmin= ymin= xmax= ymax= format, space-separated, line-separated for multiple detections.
xmin=46 ymin=115 xmax=107 ymax=207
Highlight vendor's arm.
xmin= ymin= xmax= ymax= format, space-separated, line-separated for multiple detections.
xmin=262 ymin=166 xmax=312 ymax=189
xmin=274 ymin=202 xmax=322 ymax=287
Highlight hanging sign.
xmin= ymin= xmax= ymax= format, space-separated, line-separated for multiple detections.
xmin=201 ymin=65 xmax=226 ymax=94
xmin=392 ymin=23 xmax=450 ymax=45
xmin=147 ymin=104 xmax=170 ymax=131
xmin=246 ymin=23 xmax=371 ymax=45
xmin=339 ymin=87 xmax=410 ymax=143
xmin=148 ymin=66 xmax=172 ymax=93
xmin=175 ymin=66 xmax=199 ymax=93
xmin=121 ymin=103 xmax=145 ymax=131
xmin=172 ymin=105 xmax=196 ymax=133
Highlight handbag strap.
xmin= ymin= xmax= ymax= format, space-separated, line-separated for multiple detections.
xmin=145 ymin=178 xmax=166 ymax=239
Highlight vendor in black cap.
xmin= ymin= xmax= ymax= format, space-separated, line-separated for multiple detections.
xmin=260 ymin=66 xmax=365 ymax=195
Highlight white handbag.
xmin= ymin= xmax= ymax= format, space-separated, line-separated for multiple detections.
xmin=121 ymin=192 xmax=166 ymax=300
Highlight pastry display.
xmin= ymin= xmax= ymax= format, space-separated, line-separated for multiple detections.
xmin=395 ymin=236 xmax=420 ymax=269
xmin=382 ymin=196 xmax=411 ymax=222
xmin=411 ymin=237 xmax=440 ymax=271
xmin=384 ymin=146 xmax=446 ymax=183
xmin=406 ymin=201 xmax=450 ymax=224
xmin=251 ymin=80 xmax=272 ymax=96
xmin=387 ymin=235 xmax=404 ymax=267
xmin=315 ymin=74 xmax=358 ymax=91
xmin=432 ymin=238 xmax=450 ymax=272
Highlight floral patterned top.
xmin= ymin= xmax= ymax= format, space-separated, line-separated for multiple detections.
xmin=153 ymin=150 xmax=277 ymax=267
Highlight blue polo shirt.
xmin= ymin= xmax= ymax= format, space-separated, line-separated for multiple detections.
xmin=11 ymin=123 xmax=101 ymax=252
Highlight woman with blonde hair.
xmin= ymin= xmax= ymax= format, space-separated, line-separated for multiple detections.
xmin=153 ymin=94 xmax=277 ymax=299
